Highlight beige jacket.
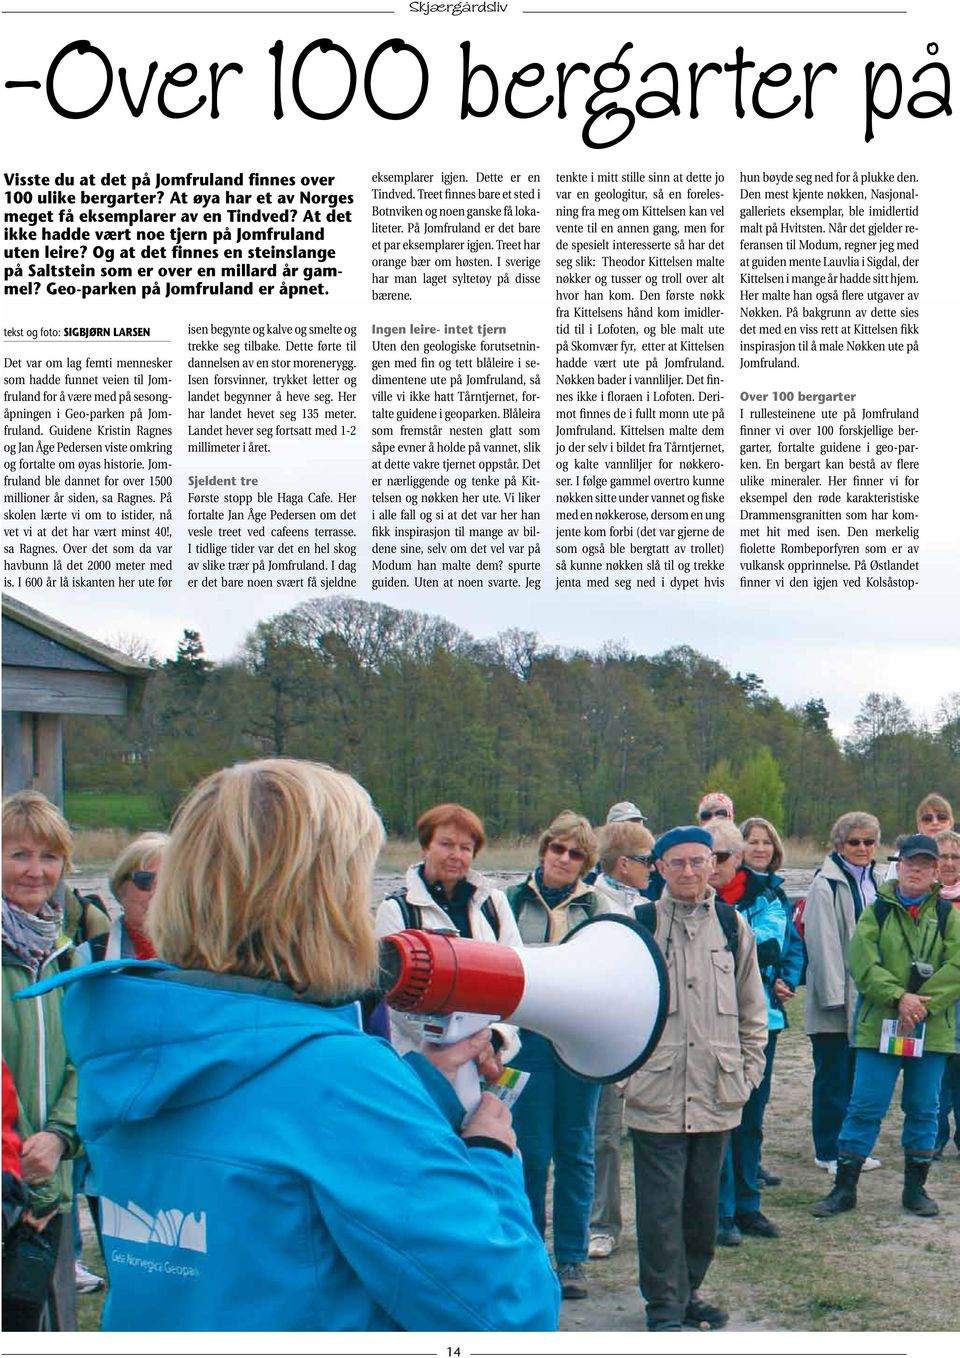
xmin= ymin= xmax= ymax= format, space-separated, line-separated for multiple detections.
xmin=624 ymin=890 xmax=768 ymax=1134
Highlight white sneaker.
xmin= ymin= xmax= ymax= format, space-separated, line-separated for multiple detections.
xmin=588 ymin=1233 xmax=616 ymax=1259
xmin=862 ymin=1155 xmax=882 ymax=1171
xmin=814 ymin=1157 xmax=837 ymax=1173
xmin=75 ymin=1260 xmax=105 ymax=1294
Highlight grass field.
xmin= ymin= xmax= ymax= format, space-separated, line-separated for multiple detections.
xmin=65 ymin=791 xmax=166 ymax=833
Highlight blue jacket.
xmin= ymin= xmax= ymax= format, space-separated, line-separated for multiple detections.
xmin=32 ymin=961 xmax=560 ymax=1332
xmin=732 ymin=870 xmax=790 ymax=1032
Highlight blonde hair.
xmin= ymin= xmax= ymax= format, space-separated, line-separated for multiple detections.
xmin=916 ymin=792 xmax=954 ymax=828
xmin=537 ymin=811 xmax=599 ymax=866
xmin=739 ymin=816 xmax=785 ymax=872
xmin=150 ymin=760 xmax=384 ymax=996
xmin=597 ymin=821 xmax=654 ymax=875
xmin=1 ymin=789 xmax=73 ymax=868
xmin=109 ymin=832 xmax=170 ymax=899
xmin=708 ymin=819 xmax=745 ymax=855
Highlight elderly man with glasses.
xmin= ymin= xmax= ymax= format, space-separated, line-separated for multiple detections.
xmin=623 ymin=826 xmax=767 ymax=1332
xmin=803 ymin=811 xmax=884 ymax=1175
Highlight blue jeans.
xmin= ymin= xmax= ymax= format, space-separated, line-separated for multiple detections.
xmin=718 ymin=1032 xmax=778 ymax=1224
xmin=936 ymin=1055 xmax=960 ymax=1150
xmin=838 ymin=1048 xmax=948 ymax=1160
xmin=809 ymin=1032 xmax=857 ymax=1161
xmin=512 ymin=1031 xmax=601 ymax=1264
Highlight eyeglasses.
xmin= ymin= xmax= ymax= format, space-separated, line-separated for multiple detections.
xmin=129 ymin=870 xmax=157 ymax=891
xmin=699 ymin=808 xmax=729 ymax=821
xmin=920 ymin=812 xmax=951 ymax=823
xmin=662 ymin=855 xmax=713 ymax=872
xmin=546 ymin=842 xmax=586 ymax=863
xmin=713 ymin=851 xmax=735 ymax=864
xmin=845 ymin=838 xmax=876 ymax=848
xmin=624 ymin=854 xmax=653 ymax=866
xmin=938 ymin=852 xmax=960 ymax=861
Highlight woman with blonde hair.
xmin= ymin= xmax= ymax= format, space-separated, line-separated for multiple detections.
xmin=40 ymin=760 xmax=559 ymax=1332
xmin=2 ymin=791 xmax=80 ymax=1330
xmin=507 ymin=811 xmax=600 ymax=1301
xmin=76 ymin=833 xmax=170 ymax=965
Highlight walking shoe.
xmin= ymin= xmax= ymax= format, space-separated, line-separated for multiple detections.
xmin=862 ymin=1155 xmax=881 ymax=1171
xmin=814 ymin=1157 xmax=837 ymax=1173
xmin=75 ymin=1261 xmax=105 ymax=1294
xmin=757 ymin=1164 xmax=782 ymax=1187
xmin=902 ymin=1156 xmax=939 ymax=1216
xmin=811 ymin=1155 xmax=862 ymax=1216
xmin=684 ymin=1291 xmax=728 ymax=1330
xmin=736 ymin=1209 xmax=781 ymax=1238
xmin=587 ymin=1232 xmax=616 ymax=1259
xmin=556 ymin=1262 xmax=589 ymax=1300
xmin=716 ymin=1222 xmax=742 ymax=1247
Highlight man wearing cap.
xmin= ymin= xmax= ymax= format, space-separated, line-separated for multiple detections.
xmin=623 ymin=827 xmax=767 ymax=1332
xmin=812 ymin=833 xmax=960 ymax=1219
xmin=607 ymin=801 xmax=647 ymax=826
xmin=584 ymin=802 xmax=649 ymax=886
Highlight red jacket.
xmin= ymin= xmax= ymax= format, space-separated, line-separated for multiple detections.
xmin=2 ymin=1058 xmax=22 ymax=1177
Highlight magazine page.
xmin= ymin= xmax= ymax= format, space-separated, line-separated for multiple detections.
xmin=1 ymin=0 xmax=957 ymax=1350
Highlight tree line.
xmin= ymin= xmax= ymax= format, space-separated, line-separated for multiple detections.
xmin=63 ymin=596 xmax=959 ymax=843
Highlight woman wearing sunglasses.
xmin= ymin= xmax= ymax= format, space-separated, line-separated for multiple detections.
xmin=883 ymin=794 xmax=954 ymax=881
xmin=803 ymin=811 xmax=883 ymax=1174
xmin=697 ymin=791 xmax=735 ymax=825
xmin=78 ymin=834 xmax=169 ymax=965
xmin=507 ymin=812 xmax=600 ymax=1301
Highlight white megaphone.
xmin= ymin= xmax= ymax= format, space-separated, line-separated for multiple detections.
xmin=379 ymin=914 xmax=669 ymax=1116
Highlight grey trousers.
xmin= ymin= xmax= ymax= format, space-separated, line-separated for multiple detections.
xmin=631 ymin=1129 xmax=727 ymax=1327
xmin=589 ymin=1082 xmax=625 ymax=1240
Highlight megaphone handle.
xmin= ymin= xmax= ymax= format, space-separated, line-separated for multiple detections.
xmin=422 ymin=1009 xmax=495 ymax=1123
xmin=453 ymin=1062 xmax=483 ymax=1121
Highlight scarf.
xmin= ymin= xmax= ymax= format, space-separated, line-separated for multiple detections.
xmin=125 ymin=920 xmax=156 ymax=960
xmin=532 ymin=867 xmax=582 ymax=943
xmin=2 ymin=895 xmax=63 ymax=971
xmin=895 ymin=889 xmax=926 ymax=922
xmin=940 ymin=880 xmax=960 ymax=902
xmin=718 ymin=869 xmax=748 ymax=906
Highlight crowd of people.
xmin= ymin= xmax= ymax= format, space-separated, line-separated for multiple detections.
xmin=2 ymin=770 xmax=959 ymax=1333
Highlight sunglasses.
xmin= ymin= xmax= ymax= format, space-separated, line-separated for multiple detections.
xmin=699 ymin=808 xmax=729 ymax=821
xmin=129 ymin=870 xmax=157 ymax=891
xmin=546 ymin=842 xmax=586 ymax=863
xmin=624 ymin=854 xmax=653 ymax=866
xmin=713 ymin=851 xmax=735 ymax=864
xmin=845 ymin=838 xmax=876 ymax=849
xmin=920 ymin=812 xmax=951 ymax=823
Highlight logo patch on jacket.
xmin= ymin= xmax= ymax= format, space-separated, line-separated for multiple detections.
xmin=101 ymin=1196 xmax=207 ymax=1254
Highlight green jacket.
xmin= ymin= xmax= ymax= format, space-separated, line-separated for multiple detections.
xmin=2 ymin=935 xmax=81 ymax=1216
xmin=848 ymin=883 xmax=960 ymax=1054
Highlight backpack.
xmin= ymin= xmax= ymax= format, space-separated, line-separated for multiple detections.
xmin=389 ymin=889 xmax=502 ymax=940
xmin=873 ymin=893 xmax=953 ymax=943
xmin=634 ymin=898 xmax=740 ymax=960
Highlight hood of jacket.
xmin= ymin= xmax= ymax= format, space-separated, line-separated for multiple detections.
xmin=29 ymin=961 xmax=363 ymax=1141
